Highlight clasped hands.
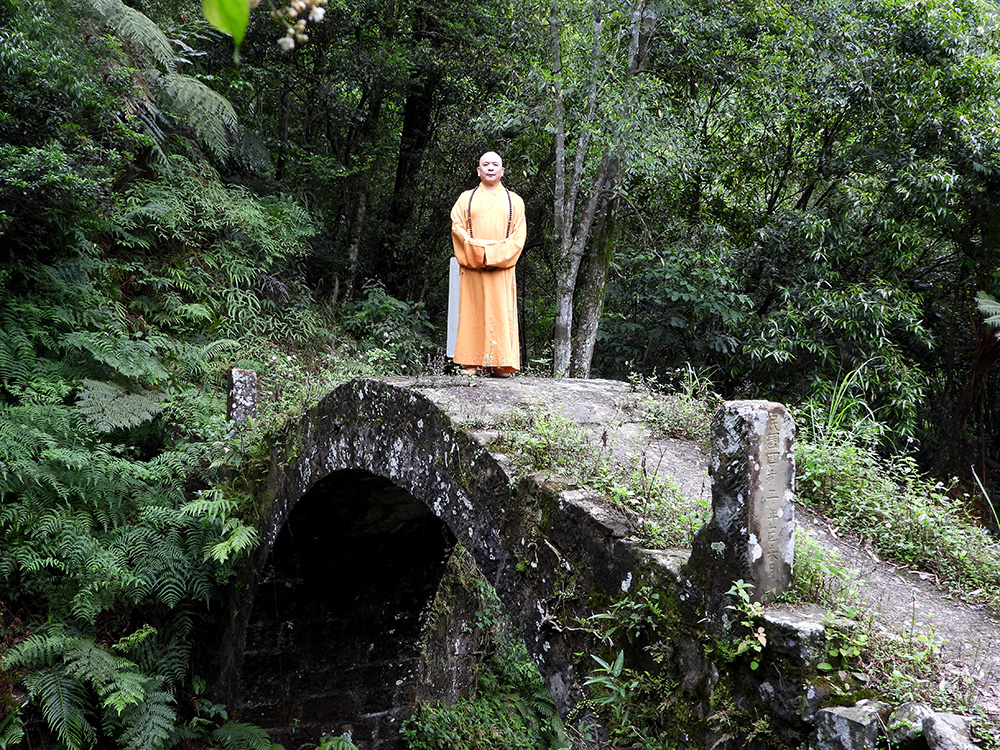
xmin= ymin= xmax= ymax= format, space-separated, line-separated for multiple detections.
xmin=456 ymin=227 xmax=500 ymax=247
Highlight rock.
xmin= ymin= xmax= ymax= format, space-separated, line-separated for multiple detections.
xmin=934 ymin=713 xmax=976 ymax=741
xmin=763 ymin=604 xmax=838 ymax=665
xmin=887 ymin=702 xmax=934 ymax=749
xmin=812 ymin=701 xmax=889 ymax=750
xmin=923 ymin=712 xmax=980 ymax=750
xmin=754 ymin=604 xmax=844 ymax=722
xmin=227 ymin=368 xmax=259 ymax=424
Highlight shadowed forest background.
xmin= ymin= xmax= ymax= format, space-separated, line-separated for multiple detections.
xmin=4 ymin=0 xmax=1000 ymax=747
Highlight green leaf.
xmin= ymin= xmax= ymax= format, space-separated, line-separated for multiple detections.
xmin=203 ymin=0 xmax=249 ymax=53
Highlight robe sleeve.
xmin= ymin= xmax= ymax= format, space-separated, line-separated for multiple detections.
xmin=484 ymin=193 xmax=526 ymax=270
xmin=451 ymin=193 xmax=486 ymax=269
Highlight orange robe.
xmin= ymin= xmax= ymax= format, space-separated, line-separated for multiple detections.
xmin=450 ymin=182 xmax=527 ymax=372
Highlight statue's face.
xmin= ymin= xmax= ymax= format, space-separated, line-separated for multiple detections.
xmin=477 ymin=152 xmax=504 ymax=187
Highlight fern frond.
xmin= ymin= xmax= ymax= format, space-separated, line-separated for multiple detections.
xmin=0 ymin=325 xmax=36 ymax=385
xmin=139 ymin=611 xmax=194 ymax=684
xmin=976 ymin=291 xmax=1000 ymax=328
xmin=88 ymin=0 xmax=175 ymax=69
xmin=0 ymin=705 xmax=26 ymax=749
xmin=188 ymin=338 xmax=241 ymax=376
xmin=208 ymin=521 xmax=260 ymax=563
xmin=12 ymin=547 xmax=71 ymax=576
xmin=181 ymin=491 xmax=260 ymax=564
xmin=98 ymin=669 xmax=149 ymax=716
xmin=211 ymin=721 xmax=274 ymax=750
xmin=147 ymin=71 xmax=237 ymax=159
xmin=24 ymin=669 xmax=95 ymax=750
xmin=151 ymin=568 xmax=187 ymax=609
xmin=113 ymin=625 xmax=157 ymax=655
xmin=0 ymin=627 xmax=76 ymax=670
xmin=76 ymin=379 xmax=168 ymax=432
xmin=117 ymin=686 xmax=176 ymax=750
xmin=180 ymin=490 xmax=237 ymax=522
xmin=63 ymin=332 xmax=170 ymax=383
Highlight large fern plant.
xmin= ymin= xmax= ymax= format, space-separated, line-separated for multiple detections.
xmin=1 ymin=3 xmax=334 ymax=748
xmin=0 ymin=244 xmax=264 ymax=745
xmin=85 ymin=0 xmax=239 ymax=160
xmin=976 ymin=291 xmax=1000 ymax=329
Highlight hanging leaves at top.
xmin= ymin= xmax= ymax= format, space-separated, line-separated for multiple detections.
xmin=203 ymin=0 xmax=250 ymax=60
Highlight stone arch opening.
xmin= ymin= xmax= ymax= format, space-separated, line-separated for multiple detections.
xmin=238 ymin=469 xmax=456 ymax=748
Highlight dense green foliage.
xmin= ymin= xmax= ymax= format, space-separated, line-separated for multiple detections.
xmin=5 ymin=0 xmax=1000 ymax=745
xmin=797 ymin=439 xmax=1000 ymax=610
xmin=0 ymin=2 xmax=395 ymax=747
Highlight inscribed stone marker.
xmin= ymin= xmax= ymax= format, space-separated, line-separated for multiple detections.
xmin=228 ymin=368 xmax=259 ymax=424
xmin=685 ymin=400 xmax=796 ymax=613
xmin=746 ymin=405 xmax=795 ymax=597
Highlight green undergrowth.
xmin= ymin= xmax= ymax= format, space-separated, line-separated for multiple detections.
xmin=401 ymin=647 xmax=568 ymax=750
xmin=626 ymin=368 xmax=719 ymax=449
xmin=625 ymin=367 xmax=1000 ymax=732
xmin=785 ymin=404 xmax=1000 ymax=730
xmin=785 ymin=537 xmax=985 ymax=721
xmin=796 ymin=439 xmax=1000 ymax=613
xmin=0 ymin=4 xmax=431 ymax=742
xmin=489 ymin=402 xmax=709 ymax=548
xmin=573 ymin=586 xmax=697 ymax=749
xmin=573 ymin=584 xmax=787 ymax=748
xmin=402 ymin=547 xmax=569 ymax=750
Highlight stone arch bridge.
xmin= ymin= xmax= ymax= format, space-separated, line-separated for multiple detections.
xmin=207 ymin=376 xmax=799 ymax=750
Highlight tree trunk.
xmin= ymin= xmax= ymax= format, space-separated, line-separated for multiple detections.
xmin=570 ymin=194 xmax=618 ymax=378
xmin=550 ymin=0 xmax=609 ymax=377
xmin=628 ymin=2 xmax=656 ymax=76
xmin=550 ymin=0 xmax=645 ymax=377
xmin=340 ymin=174 xmax=369 ymax=305
xmin=275 ymin=71 xmax=294 ymax=182
xmin=552 ymin=153 xmax=617 ymax=376
xmin=377 ymin=6 xmax=442 ymax=292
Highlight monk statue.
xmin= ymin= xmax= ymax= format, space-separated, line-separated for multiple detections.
xmin=448 ymin=151 xmax=527 ymax=377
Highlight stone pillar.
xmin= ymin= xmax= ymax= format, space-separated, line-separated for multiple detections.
xmin=684 ymin=401 xmax=796 ymax=615
xmin=228 ymin=368 xmax=259 ymax=425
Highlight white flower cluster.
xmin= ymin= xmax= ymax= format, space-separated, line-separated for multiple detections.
xmin=269 ymin=0 xmax=328 ymax=51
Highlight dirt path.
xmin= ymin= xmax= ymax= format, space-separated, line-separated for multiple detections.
xmin=795 ymin=507 xmax=1000 ymax=724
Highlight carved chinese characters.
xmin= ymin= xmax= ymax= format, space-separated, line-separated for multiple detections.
xmin=748 ymin=407 xmax=796 ymax=598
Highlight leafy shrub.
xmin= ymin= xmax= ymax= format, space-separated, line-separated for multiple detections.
xmin=628 ymin=366 xmax=720 ymax=448
xmin=0 ymin=14 xmax=328 ymax=743
xmin=338 ymin=282 xmax=439 ymax=375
